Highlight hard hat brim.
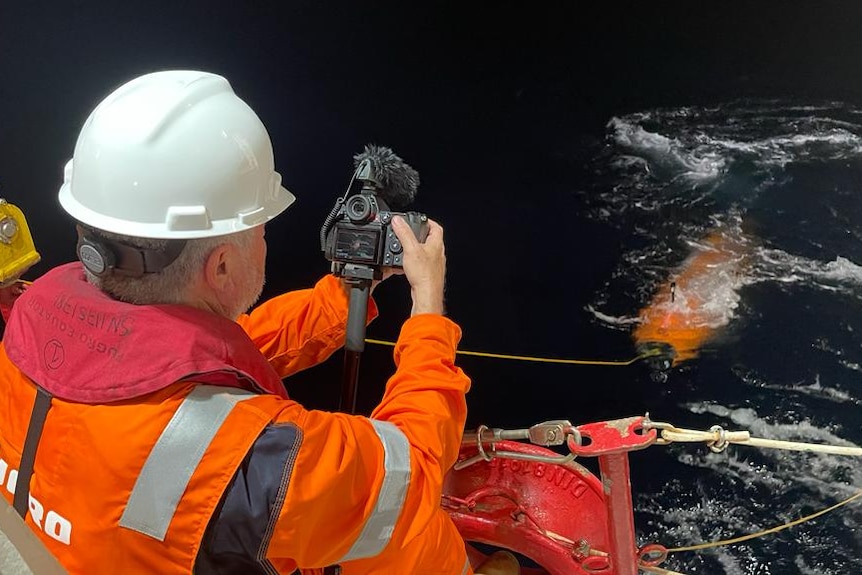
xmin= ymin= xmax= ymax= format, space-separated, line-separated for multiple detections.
xmin=58 ymin=182 xmax=296 ymax=240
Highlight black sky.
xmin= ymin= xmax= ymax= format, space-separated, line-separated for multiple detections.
xmin=4 ymin=2 xmax=862 ymax=251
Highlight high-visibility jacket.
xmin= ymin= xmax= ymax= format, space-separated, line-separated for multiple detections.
xmin=0 ymin=263 xmax=472 ymax=574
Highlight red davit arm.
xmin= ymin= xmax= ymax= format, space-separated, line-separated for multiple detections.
xmin=444 ymin=416 xmax=658 ymax=575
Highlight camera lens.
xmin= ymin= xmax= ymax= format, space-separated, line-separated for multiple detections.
xmin=346 ymin=195 xmax=376 ymax=223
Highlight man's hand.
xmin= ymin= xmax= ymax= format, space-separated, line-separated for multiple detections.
xmin=391 ymin=216 xmax=446 ymax=316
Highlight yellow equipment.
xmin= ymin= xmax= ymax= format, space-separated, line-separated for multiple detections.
xmin=0 ymin=199 xmax=40 ymax=287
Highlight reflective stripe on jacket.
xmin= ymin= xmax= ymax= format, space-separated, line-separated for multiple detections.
xmin=0 ymin=265 xmax=472 ymax=574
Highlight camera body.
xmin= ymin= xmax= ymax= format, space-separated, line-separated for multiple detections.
xmin=324 ymin=193 xmax=428 ymax=278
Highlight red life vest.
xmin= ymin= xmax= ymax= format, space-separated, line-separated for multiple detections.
xmin=4 ymin=263 xmax=287 ymax=402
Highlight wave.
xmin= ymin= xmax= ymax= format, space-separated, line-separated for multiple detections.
xmin=750 ymin=250 xmax=862 ymax=294
xmin=607 ymin=110 xmax=862 ymax=188
xmin=635 ymin=402 xmax=862 ymax=574
xmin=685 ymin=403 xmax=862 ymax=500
xmin=608 ymin=117 xmax=727 ymax=182
xmin=583 ymin=304 xmax=640 ymax=329
xmin=588 ymin=100 xmax=862 ymax=575
xmin=592 ymin=102 xmax=862 ymax=226
xmin=736 ymin=368 xmax=862 ymax=406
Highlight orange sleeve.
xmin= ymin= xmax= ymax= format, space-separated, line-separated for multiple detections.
xmin=368 ymin=314 xmax=470 ymax=540
xmin=267 ymin=314 xmax=471 ymax=572
xmin=236 ymin=275 xmax=378 ymax=377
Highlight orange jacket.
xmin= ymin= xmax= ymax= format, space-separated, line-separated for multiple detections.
xmin=0 ymin=264 xmax=472 ymax=574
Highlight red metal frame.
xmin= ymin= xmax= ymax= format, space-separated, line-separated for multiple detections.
xmin=443 ymin=416 xmax=657 ymax=574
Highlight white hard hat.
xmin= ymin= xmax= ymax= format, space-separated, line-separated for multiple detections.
xmin=58 ymin=70 xmax=295 ymax=239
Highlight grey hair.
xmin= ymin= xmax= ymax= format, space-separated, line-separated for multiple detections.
xmin=84 ymin=229 xmax=257 ymax=305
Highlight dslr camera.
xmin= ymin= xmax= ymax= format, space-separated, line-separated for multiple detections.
xmin=322 ymin=148 xmax=429 ymax=279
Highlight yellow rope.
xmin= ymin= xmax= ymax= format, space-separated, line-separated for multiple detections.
xmin=640 ymin=566 xmax=690 ymax=575
xmin=364 ymin=338 xmax=660 ymax=366
xmin=666 ymin=489 xmax=862 ymax=553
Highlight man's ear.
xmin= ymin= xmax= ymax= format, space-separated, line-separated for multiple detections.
xmin=203 ymin=243 xmax=234 ymax=291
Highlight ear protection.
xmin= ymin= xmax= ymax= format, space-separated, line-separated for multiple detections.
xmin=76 ymin=234 xmax=116 ymax=276
xmin=76 ymin=227 xmax=186 ymax=278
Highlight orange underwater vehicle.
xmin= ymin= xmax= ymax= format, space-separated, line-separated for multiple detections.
xmin=632 ymin=227 xmax=751 ymax=370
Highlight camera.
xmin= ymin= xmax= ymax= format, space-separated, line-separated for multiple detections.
xmin=324 ymin=194 xmax=428 ymax=277
xmin=322 ymin=148 xmax=429 ymax=279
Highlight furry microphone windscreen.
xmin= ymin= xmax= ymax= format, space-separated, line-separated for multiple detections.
xmin=353 ymin=144 xmax=420 ymax=209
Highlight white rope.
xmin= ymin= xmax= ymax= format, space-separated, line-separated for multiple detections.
xmin=653 ymin=424 xmax=862 ymax=456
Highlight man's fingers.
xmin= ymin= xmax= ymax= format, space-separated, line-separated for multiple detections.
xmin=423 ymin=219 xmax=443 ymax=247
xmin=391 ymin=216 xmax=419 ymax=249
xmin=393 ymin=216 xmax=443 ymax=251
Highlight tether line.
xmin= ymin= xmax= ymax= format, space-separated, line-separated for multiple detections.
xmin=364 ymin=338 xmax=661 ymax=366
xmin=667 ymin=489 xmax=862 ymax=553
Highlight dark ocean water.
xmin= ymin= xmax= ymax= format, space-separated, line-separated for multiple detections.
xmin=577 ymin=102 xmax=862 ymax=574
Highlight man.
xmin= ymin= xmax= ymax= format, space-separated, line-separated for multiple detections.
xmin=0 ymin=71 xmax=517 ymax=574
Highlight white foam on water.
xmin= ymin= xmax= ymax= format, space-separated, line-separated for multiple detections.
xmin=764 ymin=374 xmax=860 ymax=405
xmin=682 ymin=404 xmax=862 ymax=516
xmin=636 ymin=402 xmax=862 ymax=574
xmin=608 ymin=116 xmax=727 ymax=183
xmin=583 ymin=304 xmax=641 ymax=329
